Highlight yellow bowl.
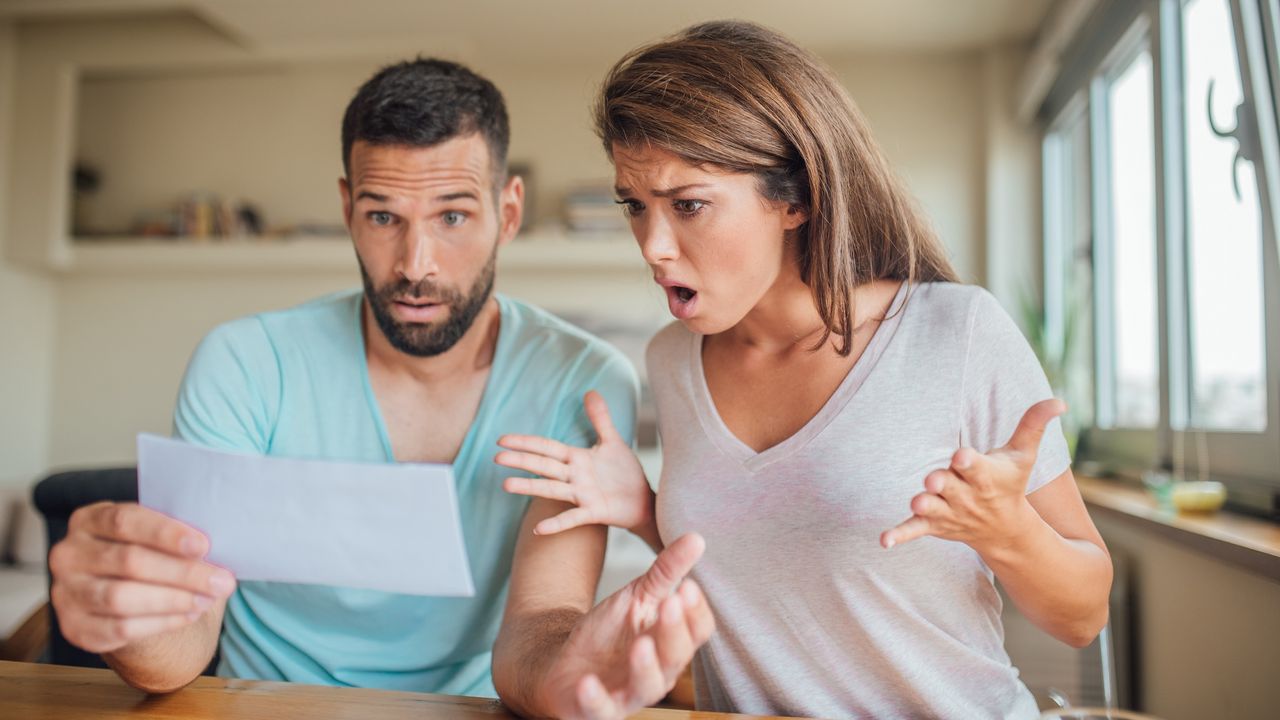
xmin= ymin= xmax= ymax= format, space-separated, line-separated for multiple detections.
xmin=1170 ymin=481 xmax=1227 ymax=513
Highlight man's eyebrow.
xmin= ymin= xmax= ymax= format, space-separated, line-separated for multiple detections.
xmin=438 ymin=191 xmax=481 ymax=202
xmin=614 ymin=183 xmax=711 ymax=198
xmin=355 ymin=191 xmax=389 ymax=202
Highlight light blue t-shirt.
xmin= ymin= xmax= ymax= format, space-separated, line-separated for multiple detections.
xmin=172 ymin=289 xmax=639 ymax=697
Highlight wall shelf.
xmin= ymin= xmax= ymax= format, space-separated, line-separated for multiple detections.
xmin=60 ymin=231 xmax=644 ymax=276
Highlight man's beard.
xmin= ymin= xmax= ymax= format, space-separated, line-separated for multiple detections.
xmin=358 ymin=248 xmax=496 ymax=358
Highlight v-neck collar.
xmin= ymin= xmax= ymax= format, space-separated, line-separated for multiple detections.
xmin=689 ymin=281 xmax=911 ymax=473
xmin=352 ymin=291 xmax=510 ymax=468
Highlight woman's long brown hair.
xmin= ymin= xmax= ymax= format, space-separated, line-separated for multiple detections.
xmin=594 ymin=20 xmax=959 ymax=355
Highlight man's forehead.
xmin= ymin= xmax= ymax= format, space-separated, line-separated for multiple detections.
xmin=349 ymin=136 xmax=493 ymax=192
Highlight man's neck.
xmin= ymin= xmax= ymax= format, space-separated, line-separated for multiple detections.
xmin=362 ymin=295 xmax=502 ymax=386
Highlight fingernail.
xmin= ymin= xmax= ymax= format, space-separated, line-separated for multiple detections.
xmin=187 ymin=611 xmax=201 ymax=621
xmin=194 ymin=594 xmax=213 ymax=610
xmin=884 ymin=537 xmax=896 ymax=549
xmin=180 ymin=536 xmax=199 ymax=556
xmin=209 ymin=572 xmax=235 ymax=596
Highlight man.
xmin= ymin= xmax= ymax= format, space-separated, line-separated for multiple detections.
xmin=47 ymin=58 xmax=711 ymax=719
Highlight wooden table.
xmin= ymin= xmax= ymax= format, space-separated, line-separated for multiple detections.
xmin=0 ymin=660 xmax=783 ymax=719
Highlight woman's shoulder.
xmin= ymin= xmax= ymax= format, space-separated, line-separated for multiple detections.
xmin=903 ymin=281 xmax=999 ymax=332
xmin=645 ymin=321 xmax=695 ymax=371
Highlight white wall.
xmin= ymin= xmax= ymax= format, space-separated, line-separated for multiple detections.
xmin=0 ymin=21 xmax=56 ymax=490
xmin=2 ymin=12 xmax=1004 ymax=472
xmin=30 ymin=18 xmax=998 ymax=468
xmin=829 ymin=52 xmax=987 ymax=283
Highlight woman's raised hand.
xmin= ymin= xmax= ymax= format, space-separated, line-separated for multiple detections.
xmin=496 ymin=391 xmax=655 ymax=537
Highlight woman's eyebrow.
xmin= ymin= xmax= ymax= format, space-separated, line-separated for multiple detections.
xmin=614 ymin=183 xmax=712 ymax=198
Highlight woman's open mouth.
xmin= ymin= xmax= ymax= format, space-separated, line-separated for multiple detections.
xmin=663 ymin=284 xmax=698 ymax=320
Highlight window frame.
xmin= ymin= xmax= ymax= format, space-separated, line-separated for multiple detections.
xmin=1040 ymin=0 xmax=1280 ymax=516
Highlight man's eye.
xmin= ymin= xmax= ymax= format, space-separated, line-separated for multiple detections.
xmin=369 ymin=211 xmax=394 ymax=226
xmin=615 ymin=199 xmax=643 ymax=217
xmin=442 ymin=211 xmax=467 ymax=227
xmin=673 ymin=199 xmax=706 ymax=216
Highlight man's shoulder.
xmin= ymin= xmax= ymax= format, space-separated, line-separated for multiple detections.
xmin=496 ymin=295 xmax=637 ymax=385
xmin=199 ymin=289 xmax=360 ymax=355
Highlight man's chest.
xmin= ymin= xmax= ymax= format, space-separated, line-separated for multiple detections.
xmin=370 ymin=373 xmax=490 ymax=464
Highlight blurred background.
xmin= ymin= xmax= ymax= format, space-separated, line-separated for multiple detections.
xmin=0 ymin=1 xmax=1277 ymax=719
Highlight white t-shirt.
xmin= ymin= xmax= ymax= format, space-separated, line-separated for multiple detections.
xmin=650 ymin=281 xmax=1070 ymax=719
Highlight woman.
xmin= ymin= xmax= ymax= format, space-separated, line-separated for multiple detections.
xmin=496 ymin=20 xmax=1112 ymax=719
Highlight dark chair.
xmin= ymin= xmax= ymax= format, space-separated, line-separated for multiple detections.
xmin=32 ymin=468 xmax=219 ymax=674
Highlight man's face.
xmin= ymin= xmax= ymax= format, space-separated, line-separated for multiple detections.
xmin=341 ymin=134 xmax=522 ymax=357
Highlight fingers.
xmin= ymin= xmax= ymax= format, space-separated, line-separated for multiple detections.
xmin=910 ymin=491 xmax=949 ymax=519
xmin=496 ymin=434 xmax=572 ymax=463
xmin=533 ymin=508 xmax=595 ymax=536
xmin=574 ymin=674 xmax=621 ymax=720
xmin=679 ymin=579 xmax=715 ymax=647
xmin=57 ymin=609 xmax=199 ymax=655
xmin=494 ymin=450 xmax=569 ymax=481
xmin=651 ymin=594 xmax=694 ymax=684
xmin=584 ymin=391 xmax=621 ymax=444
xmin=924 ymin=468 xmax=968 ymax=498
xmin=635 ymin=533 xmax=705 ymax=602
xmin=620 ymin=635 xmax=668 ymax=714
xmin=503 ymin=476 xmax=575 ymax=504
xmin=881 ymin=515 xmax=932 ymax=549
xmin=71 ymin=502 xmax=208 ymax=557
xmin=1005 ymin=398 xmax=1067 ymax=456
xmin=74 ymin=578 xmax=215 ymax=617
xmin=52 ymin=534 xmax=235 ymax=598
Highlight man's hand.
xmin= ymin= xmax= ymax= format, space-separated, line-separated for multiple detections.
xmin=49 ymin=501 xmax=236 ymax=654
xmin=881 ymin=399 xmax=1066 ymax=553
xmin=538 ymin=533 xmax=714 ymax=720
xmin=497 ymin=391 xmax=654 ymax=537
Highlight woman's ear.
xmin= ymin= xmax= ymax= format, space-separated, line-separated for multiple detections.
xmin=783 ymin=204 xmax=809 ymax=231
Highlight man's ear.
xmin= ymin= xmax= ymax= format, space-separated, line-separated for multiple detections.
xmin=498 ymin=174 xmax=525 ymax=247
xmin=339 ymin=177 xmax=354 ymax=234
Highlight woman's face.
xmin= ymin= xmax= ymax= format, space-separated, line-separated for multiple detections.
xmin=612 ymin=144 xmax=807 ymax=335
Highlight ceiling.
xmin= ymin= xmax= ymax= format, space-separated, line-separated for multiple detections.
xmin=0 ymin=0 xmax=1054 ymax=61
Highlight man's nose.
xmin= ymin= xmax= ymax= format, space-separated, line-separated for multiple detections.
xmin=396 ymin=224 xmax=440 ymax=284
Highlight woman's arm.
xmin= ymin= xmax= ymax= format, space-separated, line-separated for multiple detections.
xmin=974 ymin=470 xmax=1110 ymax=647
xmin=882 ymin=399 xmax=1112 ymax=648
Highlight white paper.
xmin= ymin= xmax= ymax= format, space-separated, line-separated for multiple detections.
xmin=137 ymin=434 xmax=475 ymax=597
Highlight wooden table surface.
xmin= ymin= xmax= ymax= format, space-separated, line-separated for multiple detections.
xmin=0 ymin=660 xmax=785 ymax=719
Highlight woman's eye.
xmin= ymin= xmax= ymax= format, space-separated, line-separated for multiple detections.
xmin=673 ymin=199 xmax=706 ymax=216
xmin=615 ymin=199 xmax=644 ymax=217
xmin=442 ymin=211 xmax=467 ymax=227
xmin=369 ymin=211 xmax=394 ymax=226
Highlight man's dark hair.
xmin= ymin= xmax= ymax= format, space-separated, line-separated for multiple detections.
xmin=341 ymin=57 xmax=510 ymax=185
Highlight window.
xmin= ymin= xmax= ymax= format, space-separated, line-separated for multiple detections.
xmin=1102 ymin=48 xmax=1160 ymax=429
xmin=1041 ymin=0 xmax=1280 ymax=515
xmin=1181 ymin=0 xmax=1268 ymax=431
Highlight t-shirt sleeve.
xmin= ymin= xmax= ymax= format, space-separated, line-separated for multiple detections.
xmin=173 ymin=317 xmax=281 ymax=454
xmin=959 ymin=289 xmax=1072 ymax=495
xmin=556 ymin=349 xmax=641 ymax=449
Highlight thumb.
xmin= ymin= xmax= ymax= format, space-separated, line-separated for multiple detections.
xmin=635 ymin=532 xmax=705 ymax=602
xmin=1005 ymin=398 xmax=1066 ymax=457
xmin=584 ymin=391 xmax=622 ymax=444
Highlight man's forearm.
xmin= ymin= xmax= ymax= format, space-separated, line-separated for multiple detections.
xmin=103 ymin=609 xmax=222 ymax=693
xmin=492 ymin=606 xmax=583 ymax=718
